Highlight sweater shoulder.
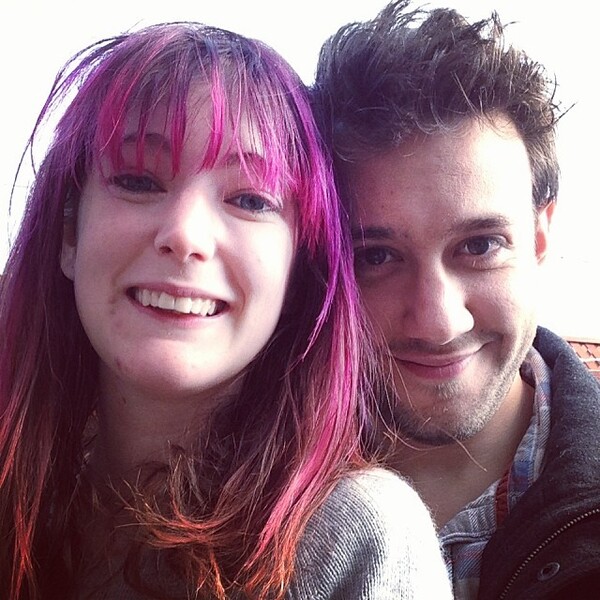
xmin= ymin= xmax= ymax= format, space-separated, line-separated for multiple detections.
xmin=321 ymin=467 xmax=433 ymax=535
xmin=289 ymin=468 xmax=452 ymax=599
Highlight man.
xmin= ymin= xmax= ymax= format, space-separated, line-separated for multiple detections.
xmin=312 ymin=1 xmax=600 ymax=599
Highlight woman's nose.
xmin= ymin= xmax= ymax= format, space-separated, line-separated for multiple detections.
xmin=154 ymin=189 xmax=219 ymax=263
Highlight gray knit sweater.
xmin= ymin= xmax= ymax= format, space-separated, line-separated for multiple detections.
xmin=77 ymin=468 xmax=452 ymax=599
xmin=288 ymin=468 xmax=453 ymax=599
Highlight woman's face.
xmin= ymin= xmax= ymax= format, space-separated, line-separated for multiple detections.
xmin=61 ymin=88 xmax=297 ymax=408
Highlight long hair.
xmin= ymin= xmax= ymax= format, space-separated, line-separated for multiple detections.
xmin=0 ymin=23 xmax=376 ymax=599
xmin=313 ymin=0 xmax=563 ymax=209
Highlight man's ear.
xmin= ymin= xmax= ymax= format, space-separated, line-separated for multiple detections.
xmin=535 ymin=201 xmax=556 ymax=264
xmin=60 ymin=220 xmax=77 ymax=281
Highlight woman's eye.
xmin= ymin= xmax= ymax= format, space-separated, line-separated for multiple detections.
xmin=110 ymin=174 xmax=164 ymax=193
xmin=229 ymin=193 xmax=274 ymax=213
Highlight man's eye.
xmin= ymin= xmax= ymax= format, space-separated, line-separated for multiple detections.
xmin=110 ymin=174 xmax=163 ymax=193
xmin=354 ymin=247 xmax=394 ymax=267
xmin=462 ymin=237 xmax=499 ymax=256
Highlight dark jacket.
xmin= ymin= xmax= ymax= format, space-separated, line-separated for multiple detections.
xmin=478 ymin=327 xmax=600 ymax=600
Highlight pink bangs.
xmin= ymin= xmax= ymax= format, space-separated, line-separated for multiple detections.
xmin=68 ymin=23 xmax=334 ymax=256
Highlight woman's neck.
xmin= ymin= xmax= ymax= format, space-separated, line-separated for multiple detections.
xmin=92 ymin=370 xmax=242 ymax=478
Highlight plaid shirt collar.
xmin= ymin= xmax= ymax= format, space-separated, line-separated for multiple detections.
xmin=438 ymin=347 xmax=553 ymax=599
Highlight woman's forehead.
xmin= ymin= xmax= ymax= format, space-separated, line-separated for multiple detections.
xmin=118 ymin=84 xmax=265 ymax=159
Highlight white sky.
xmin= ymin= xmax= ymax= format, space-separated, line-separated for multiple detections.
xmin=1 ymin=0 xmax=599 ymax=338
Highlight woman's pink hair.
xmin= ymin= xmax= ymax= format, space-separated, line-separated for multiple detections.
xmin=0 ymin=23 xmax=377 ymax=599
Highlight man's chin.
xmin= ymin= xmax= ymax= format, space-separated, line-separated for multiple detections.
xmin=393 ymin=420 xmax=471 ymax=447
xmin=391 ymin=398 xmax=495 ymax=447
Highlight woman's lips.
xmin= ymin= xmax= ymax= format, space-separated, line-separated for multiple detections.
xmin=133 ymin=287 xmax=222 ymax=316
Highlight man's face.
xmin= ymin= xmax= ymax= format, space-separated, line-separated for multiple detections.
xmin=349 ymin=116 xmax=554 ymax=445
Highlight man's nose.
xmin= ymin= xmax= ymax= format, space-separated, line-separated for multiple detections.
xmin=402 ymin=265 xmax=474 ymax=345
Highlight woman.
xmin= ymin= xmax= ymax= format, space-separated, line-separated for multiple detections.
xmin=0 ymin=23 xmax=451 ymax=599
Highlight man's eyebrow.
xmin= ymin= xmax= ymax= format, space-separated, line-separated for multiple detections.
xmin=351 ymin=216 xmax=513 ymax=242
xmin=351 ymin=226 xmax=396 ymax=242
xmin=455 ymin=215 xmax=513 ymax=234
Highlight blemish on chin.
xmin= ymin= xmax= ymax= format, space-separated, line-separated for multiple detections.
xmin=114 ymin=357 xmax=127 ymax=376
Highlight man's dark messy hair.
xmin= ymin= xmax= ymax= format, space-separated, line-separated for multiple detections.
xmin=313 ymin=0 xmax=563 ymax=208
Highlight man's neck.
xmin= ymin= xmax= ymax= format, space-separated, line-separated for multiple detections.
xmin=390 ymin=375 xmax=535 ymax=528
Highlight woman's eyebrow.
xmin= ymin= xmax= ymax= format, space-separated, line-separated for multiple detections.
xmin=121 ymin=132 xmax=173 ymax=154
xmin=220 ymin=151 xmax=266 ymax=169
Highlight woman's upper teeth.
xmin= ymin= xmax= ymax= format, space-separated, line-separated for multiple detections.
xmin=136 ymin=289 xmax=218 ymax=316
